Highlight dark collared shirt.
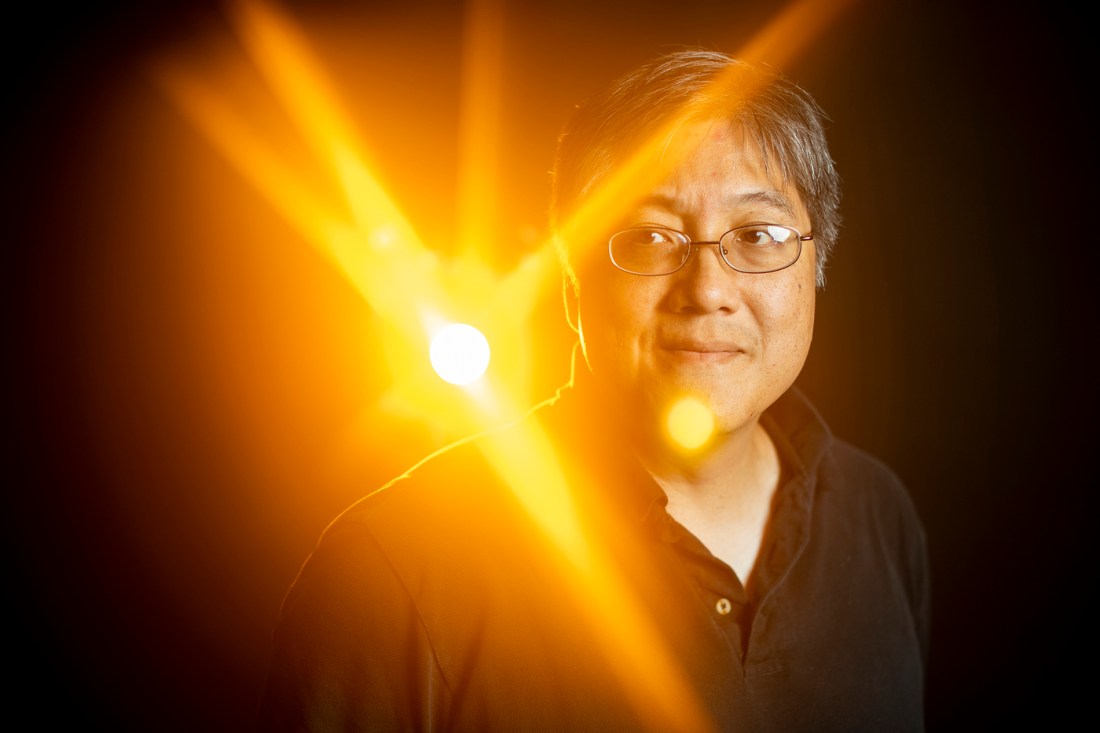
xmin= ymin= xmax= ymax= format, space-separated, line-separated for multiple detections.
xmin=259 ymin=383 xmax=929 ymax=732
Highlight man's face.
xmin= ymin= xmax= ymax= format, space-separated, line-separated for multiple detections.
xmin=576 ymin=120 xmax=817 ymax=440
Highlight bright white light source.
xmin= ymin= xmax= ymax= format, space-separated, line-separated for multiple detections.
xmin=430 ymin=323 xmax=491 ymax=385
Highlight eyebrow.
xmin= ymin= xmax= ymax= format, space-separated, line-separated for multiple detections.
xmin=635 ymin=190 xmax=799 ymax=220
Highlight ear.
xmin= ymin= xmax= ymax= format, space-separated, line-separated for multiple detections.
xmin=561 ymin=274 xmax=581 ymax=335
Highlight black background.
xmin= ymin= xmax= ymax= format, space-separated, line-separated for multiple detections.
xmin=6 ymin=0 xmax=1096 ymax=729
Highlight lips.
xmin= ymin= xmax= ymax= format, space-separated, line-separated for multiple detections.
xmin=658 ymin=337 xmax=746 ymax=365
xmin=660 ymin=337 xmax=744 ymax=354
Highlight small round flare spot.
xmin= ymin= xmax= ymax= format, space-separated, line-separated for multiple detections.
xmin=665 ymin=396 xmax=715 ymax=451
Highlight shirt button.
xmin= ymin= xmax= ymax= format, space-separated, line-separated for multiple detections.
xmin=715 ymin=598 xmax=732 ymax=615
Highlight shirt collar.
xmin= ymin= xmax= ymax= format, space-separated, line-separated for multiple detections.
xmin=759 ymin=385 xmax=833 ymax=488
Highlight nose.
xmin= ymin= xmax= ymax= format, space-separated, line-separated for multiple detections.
xmin=667 ymin=241 xmax=742 ymax=314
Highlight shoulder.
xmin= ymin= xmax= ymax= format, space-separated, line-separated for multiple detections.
xmin=290 ymin=417 xmax=540 ymax=601
xmin=814 ymin=437 xmax=929 ymax=618
xmin=328 ymin=431 xmax=501 ymax=535
xmin=819 ymin=438 xmax=924 ymax=536
xmin=319 ymin=393 xmax=573 ymax=552
xmin=766 ymin=387 xmax=924 ymax=537
xmin=816 ymin=438 xmax=932 ymax=659
xmin=821 ymin=439 xmax=908 ymax=501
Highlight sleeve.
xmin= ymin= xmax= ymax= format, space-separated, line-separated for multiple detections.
xmin=256 ymin=523 xmax=451 ymax=732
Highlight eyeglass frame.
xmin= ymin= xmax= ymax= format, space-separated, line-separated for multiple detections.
xmin=608 ymin=224 xmax=814 ymax=276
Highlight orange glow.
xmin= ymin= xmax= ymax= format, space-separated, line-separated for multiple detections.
xmin=145 ymin=1 xmax=851 ymax=729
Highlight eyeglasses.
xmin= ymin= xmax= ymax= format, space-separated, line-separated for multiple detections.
xmin=608 ymin=224 xmax=812 ymax=276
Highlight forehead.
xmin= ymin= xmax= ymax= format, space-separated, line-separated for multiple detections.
xmin=636 ymin=120 xmax=805 ymax=222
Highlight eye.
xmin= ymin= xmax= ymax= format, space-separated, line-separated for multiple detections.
xmin=615 ymin=227 xmax=678 ymax=246
xmin=609 ymin=226 xmax=688 ymax=275
xmin=736 ymin=225 xmax=792 ymax=246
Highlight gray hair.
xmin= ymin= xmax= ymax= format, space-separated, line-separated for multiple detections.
xmin=550 ymin=49 xmax=841 ymax=288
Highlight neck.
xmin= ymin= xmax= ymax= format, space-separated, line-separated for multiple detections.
xmin=566 ymin=363 xmax=778 ymax=501
xmin=564 ymin=364 xmax=782 ymax=580
xmin=635 ymin=417 xmax=776 ymax=501
xmin=639 ymin=415 xmax=781 ymax=583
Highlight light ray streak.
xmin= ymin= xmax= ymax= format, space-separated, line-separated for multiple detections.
xmin=456 ymin=0 xmax=505 ymax=260
xmin=476 ymin=385 xmax=717 ymax=732
xmin=225 ymin=0 xmax=417 ymax=243
xmin=156 ymin=61 xmax=436 ymax=341
xmin=738 ymin=0 xmax=857 ymax=66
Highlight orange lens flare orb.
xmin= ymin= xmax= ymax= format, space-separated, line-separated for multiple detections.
xmin=666 ymin=396 xmax=715 ymax=451
xmin=430 ymin=323 xmax=491 ymax=385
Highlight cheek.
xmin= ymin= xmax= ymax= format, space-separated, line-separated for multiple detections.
xmin=790 ymin=300 xmax=815 ymax=363
xmin=580 ymin=278 xmax=663 ymax=357
xmin=759 ymin=279 xmax=815 ymax=358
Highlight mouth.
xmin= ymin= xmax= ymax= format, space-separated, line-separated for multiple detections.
xmin=659 ymin=339 xmax=745 ymax=363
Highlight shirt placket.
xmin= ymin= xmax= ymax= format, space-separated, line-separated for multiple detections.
xmin=654 ymin=507 xmax=752 ymax=663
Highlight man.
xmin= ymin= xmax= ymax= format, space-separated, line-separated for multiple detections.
xmin=259 ymin=49 xmax=929 ymax=732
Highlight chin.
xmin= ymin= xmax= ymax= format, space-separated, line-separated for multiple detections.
xmin=710 ymin=406 xmax=761 ymax=436
xmin=684 ymin=384 xmax=768 ymax=433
